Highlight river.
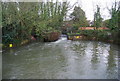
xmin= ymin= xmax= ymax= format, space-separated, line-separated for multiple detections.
xmin=2 ymin=36 xmax=120 ymax=79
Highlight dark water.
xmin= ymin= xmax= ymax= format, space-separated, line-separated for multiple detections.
xmin=0 ymin=51 xmax=2 ymax=80
xmin=2 ymin=37 xmax=119 ymax=79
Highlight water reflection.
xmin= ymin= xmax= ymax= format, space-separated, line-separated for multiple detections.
xmin=91 ymin=42 xmax=100 ymax=70
xmin=0 ymin=52 xmax=2 ymax=80
xmin=107 ymin=45 xmax=118 ymax=79
xmin=2 ymin=39 xmax=119 ymax=79
xmin=91 ymin=42 xmax=99 ymax=63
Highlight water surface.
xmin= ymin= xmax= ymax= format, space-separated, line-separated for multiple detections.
xmin=3 ymin=37 xmax=119 ymax=79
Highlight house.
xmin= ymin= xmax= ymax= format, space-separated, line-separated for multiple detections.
xmin=88 ymin=20 xmax=94 ymax=26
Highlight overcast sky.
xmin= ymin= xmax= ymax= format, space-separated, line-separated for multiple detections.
xmin=66 ymin=0 xmax=120 ymax=21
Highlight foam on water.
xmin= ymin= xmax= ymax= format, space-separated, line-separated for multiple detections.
xmin=52 ymin=36 xmax=67 ymax=44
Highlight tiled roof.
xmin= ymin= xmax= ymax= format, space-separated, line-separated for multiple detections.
xmin=79 ymin=27 xmax=109 ymax=30
xmin=79 ymin=27 xmax=96 ymax=30
xmin=97 ymin=27 xmax=109 ymax=30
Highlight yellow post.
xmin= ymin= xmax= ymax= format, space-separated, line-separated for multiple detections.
xmin=76 ymin=36 xmax=79 ymax=39
xmin=9 ymin=44 xmax=13 ymax=47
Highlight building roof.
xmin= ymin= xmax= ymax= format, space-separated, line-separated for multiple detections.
xmin=79 ymin=27 xmax=96 ymax=30
xmin=79 ymin=27 xmax=109 ymax=30
xmin=97 ymin=27 xmax=109 ymax=30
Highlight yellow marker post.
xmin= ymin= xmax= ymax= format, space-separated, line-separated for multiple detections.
xmin=9 ymin=44 xmax=13 ymax=47
xmin=76 ymin=36 xmax=79 ymax=39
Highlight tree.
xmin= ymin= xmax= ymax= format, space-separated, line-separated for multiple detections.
xmin=0 ymin=2 xmax=2 ymax=28
xmin=108 ymin=1 xmax=120 ymax=41
xmin=70 ymin=6 xmax=89 ymax=27
xmin=93 ymin=5 xmax=103 ymax=28
xmin=108 ymin=1 xmax=119 ymax=31
xmin=2 ymin=1 xmax=69 ymax=45
xmin=102 ymin=19 xmax=110 ymax=27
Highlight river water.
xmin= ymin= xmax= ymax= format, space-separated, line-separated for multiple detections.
xmin=2 ymin=37 xmax=120 ymax=79
xmin=0 ymin=50 xmax=2 ymax=80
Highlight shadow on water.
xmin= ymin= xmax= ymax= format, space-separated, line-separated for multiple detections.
xmin=2 ymin=36 xmax=120 ymax=79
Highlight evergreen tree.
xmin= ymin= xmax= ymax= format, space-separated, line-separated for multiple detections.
xmin=93 ymin=5 xmax=103 ymax=28
xmin=108 ymin=1 xmax=119 ymax=31
xmin=70 ymin=6 xmax=89 ymax=27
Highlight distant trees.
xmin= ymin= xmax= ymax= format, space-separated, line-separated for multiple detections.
xmin=98 ymin=1 xmax=120 ymax=43
xmin=93 ymin=5 xmax=103 ymax=28
xmin=102 ymin=19 xmax=110 ymax=27
xmin=0 ymin=3 xmax=1 ymax=28
xmin=93 ymin=1 xmax=119 ymax=31
xmin=70 ymin=6 xmax=89 ymax=27
xmin=108 ymin=1 xmax=119 ymax=31
xmin=2 ymin=1 xmax=120 ymax=45
xmin=107 ymin=1 xmax=120 ymax=41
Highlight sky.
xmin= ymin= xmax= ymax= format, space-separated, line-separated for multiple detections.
xmin=66 ymin=0 xmax=120 ymax=21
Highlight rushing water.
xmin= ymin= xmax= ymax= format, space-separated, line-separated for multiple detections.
xmin=2 ymin=37 xmax=119 ymax=79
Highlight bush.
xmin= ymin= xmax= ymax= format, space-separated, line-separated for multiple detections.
xmin=68 ymin=30 xmax=111 ymax=40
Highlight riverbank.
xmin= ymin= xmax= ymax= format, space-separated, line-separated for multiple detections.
xmin=2 ymin=33 xmax=61 ymax=51
xmin=67 ymin=30 xmax=120 ymax=45
xmin=67 ymin=35 xmax=120 ymax=45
